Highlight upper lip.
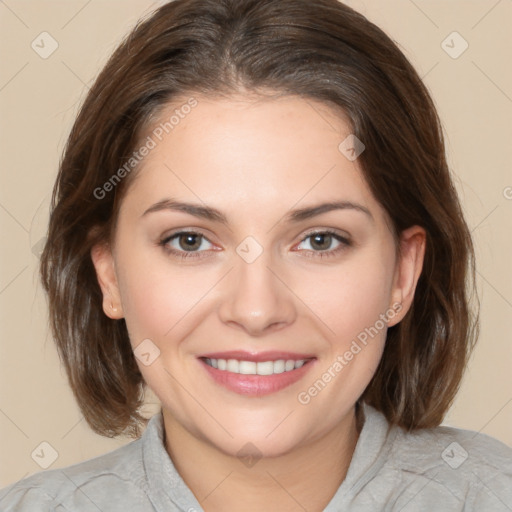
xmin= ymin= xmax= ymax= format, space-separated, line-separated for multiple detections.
xmin=199 ymin=351 xmax=316 ymax=362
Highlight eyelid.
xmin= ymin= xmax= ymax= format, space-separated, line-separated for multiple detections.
xmin=160 ymin=227 xmax=216 ymax=244
xmin=299 ymin=227 xmax=351 ymax=242
xmin=159 ymin=227 xmax=353 ymax=260
xmin=159 ymin=227 xmax=351 ymax=246
xmin=160 ymin=229 xmax=217 ymax=250
xmin=293 ymin=228 xmax=352 ymax=253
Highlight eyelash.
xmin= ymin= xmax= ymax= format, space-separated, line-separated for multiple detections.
xmin=158 ymin=229 xmax=352 ymax=261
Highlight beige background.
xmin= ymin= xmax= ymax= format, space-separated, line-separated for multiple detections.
xmin=0 ymin=0 xmax=511 ymax=487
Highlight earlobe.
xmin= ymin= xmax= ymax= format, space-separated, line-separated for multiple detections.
xmin=388 ymin=225 xmax=426 ymax=327
xmin=90 ymin=241 xmax=124 ymax=319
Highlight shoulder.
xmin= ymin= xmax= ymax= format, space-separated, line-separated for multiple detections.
xmin=0 ymin=435 xmax=148 ymax=512
xmin=385 ymin=419 xmax=512 ymax=509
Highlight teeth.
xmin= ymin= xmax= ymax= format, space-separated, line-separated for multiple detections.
xmin=227 ymin=359 xmax=239 ymax=373
xmin=256 ymin=361 xmax=274 ymax=375
xmin=239 ymin=360 xmax=256 ymax=374
xmin=273 ymin=360 xmax=285 ymax=374
xmin=204 ymin=358 xmax=308 ymax=375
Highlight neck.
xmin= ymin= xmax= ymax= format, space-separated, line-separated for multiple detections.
xmin=162 ymin=404 xmax=363 ymax=512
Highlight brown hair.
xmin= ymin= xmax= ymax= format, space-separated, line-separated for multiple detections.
xmin=40 ymin=0 xmax=479 ymax=438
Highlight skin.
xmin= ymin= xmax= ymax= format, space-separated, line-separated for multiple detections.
xmin=91 ymin=93 xmax=426 ymax=512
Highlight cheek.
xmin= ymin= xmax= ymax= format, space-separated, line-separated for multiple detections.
xmin=115 ymin=247 xmax=207 ymax=347
xmin=302 ymin=249 xmax=396 ymax=344
xmin=295 ymin=246 xmax=396 ymax=408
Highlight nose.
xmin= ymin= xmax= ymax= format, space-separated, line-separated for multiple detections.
xmin=217 ymin=249 xmax=297 ymax=336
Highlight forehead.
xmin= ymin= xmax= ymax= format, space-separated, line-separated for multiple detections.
xmin=120 ymin=94 xmax=384 ymax=225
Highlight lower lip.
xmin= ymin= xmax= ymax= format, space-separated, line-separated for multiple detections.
xmin=199 ymin=359 xmax=316 ymax=396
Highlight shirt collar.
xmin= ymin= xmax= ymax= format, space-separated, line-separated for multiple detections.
xmin=142 ymin=409 xmax=203 ymax=511
xmin=141 ymin=402 xmax=395 ymax=511
xmin=324 ymin=402 xmax=398 ymax=509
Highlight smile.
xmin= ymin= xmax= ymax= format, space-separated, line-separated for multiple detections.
xmin=203 ymin=358 xmax=308 ymax=375
xmin=199 ymin=352 xmax=316 ymax=396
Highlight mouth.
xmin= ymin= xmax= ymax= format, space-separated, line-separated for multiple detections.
xmin=198 ymin=351 xmax=316 ymax=396
xmin=202 ymin=357 xmax=310 ymax=375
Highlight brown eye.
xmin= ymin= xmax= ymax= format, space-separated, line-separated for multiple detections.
xmin=296 ymin=230 xmax=351 ymax=258
xmin=177 ymin=233 xmax=203 ymax=251
xmin=160 ymin=231 xmax=215 ymax=260
xmin=309 ymin=233 xmax=334 ymax=251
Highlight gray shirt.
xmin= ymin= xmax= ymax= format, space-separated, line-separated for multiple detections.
xmin=1 ymin=402 xmax=511 ymax=511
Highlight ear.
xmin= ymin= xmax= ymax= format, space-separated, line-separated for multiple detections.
xmin=387 ymin=225 xmax=426 ymax=327
xmin=90 ymin=241 xmax=124 ymax=319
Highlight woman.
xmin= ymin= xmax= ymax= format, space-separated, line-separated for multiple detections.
xmin=1 ymin=0 xmax=511 ymax=510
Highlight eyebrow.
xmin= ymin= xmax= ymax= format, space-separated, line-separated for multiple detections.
xmin=141 ymin=198 xmax=373 ymax=224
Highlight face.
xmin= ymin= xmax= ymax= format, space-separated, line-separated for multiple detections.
xmin=92 ymin=94 xmax=425 ymax=458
